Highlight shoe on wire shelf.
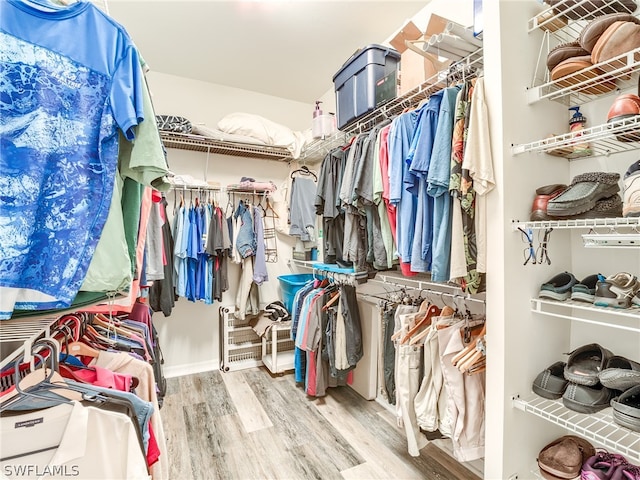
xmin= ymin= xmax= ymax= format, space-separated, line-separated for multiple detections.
xmin=581 ymin=451 xmax=629 ymax=480
xmin=623 ymin=160 xmax=640 ymax=218
xmin=593 ymin=272 xmax=640 ymax=309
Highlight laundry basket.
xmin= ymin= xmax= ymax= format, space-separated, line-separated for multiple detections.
xmin=277 ymin=274 xmax=316 ymax=313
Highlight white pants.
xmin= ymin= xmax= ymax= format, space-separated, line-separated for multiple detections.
xmin=393 ymin=305 xmax=418 ymax=421
xmin=235 ymin=257 xmax=259 ymax=319
xmin=438 ymin=319 xmax=485 ymax=462
xmin=414 ymin=322 xmax=453 ymax=437
xmin=395 ymin=344 xmax=428 ymax=457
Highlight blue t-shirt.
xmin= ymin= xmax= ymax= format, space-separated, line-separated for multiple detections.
xmin=0 ymin=0 xmax=144 ymax=318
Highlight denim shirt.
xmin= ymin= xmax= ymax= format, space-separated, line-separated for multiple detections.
xmin=233 ymin=201 xmax=256 ymax=258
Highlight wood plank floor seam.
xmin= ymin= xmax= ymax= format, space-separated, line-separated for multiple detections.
xmin=161 ymin=368 xmax=483 ymax=480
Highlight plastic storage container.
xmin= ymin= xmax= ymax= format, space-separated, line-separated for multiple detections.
xmin=332 ymin=44 xmax=401 ymax=130
xmin=277 ymin=274 xmax=316 ymax=313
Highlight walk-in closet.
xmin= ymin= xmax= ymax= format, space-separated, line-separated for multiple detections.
xmin=2 ymin=0 xmax=640 ymax=479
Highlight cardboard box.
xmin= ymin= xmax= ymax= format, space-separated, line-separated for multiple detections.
xmin=389 ymin=19 xmax=448 ymax=96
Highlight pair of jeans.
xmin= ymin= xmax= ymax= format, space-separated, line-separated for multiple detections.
xmin=234 ymin=201 xmax=256 ymax=258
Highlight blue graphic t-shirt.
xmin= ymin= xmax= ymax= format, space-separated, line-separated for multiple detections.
xmin=0 ymin=0 xmax=144 ymax=318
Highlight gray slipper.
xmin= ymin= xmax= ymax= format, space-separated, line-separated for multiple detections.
xmin=564 ymin=343 xmax=613 ymax=386
xmin=611 ymin=385 xmax=640 ymax=432
xmin=562 ymin=382 xmax=615 ymax=413
xmin=547 ymin=172 xmax=621 ymax=216
xmin=550 ymin=194 xmax=623 ymax=220
xmin=532 ymin=361 xmax=569 ymax=399
xmin=571 ymin=274 xmax=601 ymax=303
xmin=599 ymin=356 xmax=640 ymax=391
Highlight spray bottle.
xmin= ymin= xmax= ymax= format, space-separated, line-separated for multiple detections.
xmin=569 ymin=106 xmax=591 ymax=157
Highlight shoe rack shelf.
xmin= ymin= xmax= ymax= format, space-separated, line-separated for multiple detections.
xmin=527 ymin=47 xmax=640 ymax=106
xmin=511 ymin=115 xmax=640 ymax=159
xmin=513 ymin=395 xmax=640 ymax=463
xmin=528 ymin=0 xmax=637 ymax=40
xmin=527 ymin=0 xmax=640 ymax=105
xmin=531 ymin=298 xmax=640 ymax=333
xmin=513 ymin=217 xmax=640 ymax=230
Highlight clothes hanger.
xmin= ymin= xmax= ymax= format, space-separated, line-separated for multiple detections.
xmin=408 ymin=324 xmax=431 ymax=345
xmin=458 ymin=335 xmax=486 ymax=373
xmin=0 ymin=340 xmax=83 ymax=412
xmin=400 ymin=304 xmax=441 ymax=345
xmin=322 ymin=290 xmax=341 ymax=311
xmin=341 ymin=135 xmax=357 ymax=151
xmin=19 ymin=0 xmax=68 ymax=12
xmin=290 ymin=165 xmax=318 ymax=181
xmin=263 ymin=197 xmax=279 ymax=219
xmin=65 ymin=340 xmax=100 ymax=358
xmin=451 ymin=324 xmax=486 ymax=366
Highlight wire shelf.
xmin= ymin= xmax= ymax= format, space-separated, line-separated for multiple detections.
xmin=298 ymin=132 xmax=348 ymax=164
xmin=0 ymin=317 xmax=60 ymax=343
xmin=228 ymin=327 xmax=261 ymax=346
xmin=528 ymin=0 xmax=638 ymax=41
xmin=531 ymin=298 xmax=640 ymax=333
xmin=512 ymin=217 xmax=640 ymax=230
xmin=339 ymin=49 xmax=483 ymax=136
xmin=513 ymin=396 xmax=640 ymax=463
xmin=512 ymin=115 xmax=640 ymax=158
xmin=160 ymin=131 xmax=293 ymax=161
xmin=527 ymin=48 xmax=640 ymax=106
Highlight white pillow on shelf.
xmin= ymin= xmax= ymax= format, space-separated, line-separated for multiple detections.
xmin=217 ymin=112 xmax=309 ymax=158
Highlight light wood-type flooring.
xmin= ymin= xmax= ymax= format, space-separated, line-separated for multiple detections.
xmin=161 ymin=368 xmax=483 ymax=480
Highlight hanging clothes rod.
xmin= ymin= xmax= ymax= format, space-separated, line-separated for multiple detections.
xmin=367 ymin=278 xmax=486 ymax=306
xmin=168 ymin=184 xmax=221 ymax=192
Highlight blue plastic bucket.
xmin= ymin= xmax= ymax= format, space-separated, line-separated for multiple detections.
xmin=277 ymin=274 xmax=316 ymax=313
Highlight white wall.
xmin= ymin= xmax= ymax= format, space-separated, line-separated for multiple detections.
xmin=485 ymin=1 xmax=640 ymax=478
xmin=317 ymin=0 xmax=475 ymax=117
xmin=146 ymin=73 xmax=313 ymax=377
xmin=147 ymin=71 xmax=313 ymax=132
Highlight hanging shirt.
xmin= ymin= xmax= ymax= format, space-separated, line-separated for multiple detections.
xmin=388 ymin=113 xmax=420 ymax=272
xmin=173 ymin=205 xmax=188 ymax=298
xmin=289 ymin=176 xmax=317 ymax=242
xmin=378 ymin=125 xmax=397 ymax=245
xmin=0 ymin=0 xmax=144 ymax=318
xmin=185 ymin=205 xmax=198 ymax=302
xmin=203 ymin=203 xmax=213 ymax=305
xmin=195 ymin=204 xmax=208 ymax=301
xmin=372 ymin=127 xmax=395 ymax=269
xmin=408 ymin=94 xmax=443 ymax=273
xmin=462 ymin=78 xmax=495 ymax=276
xmin=253 ymin=206 xmax=269 ymax=285
xmin=449 ymin=81 xmax=483 ymax=293
xmin=0 ymin=402 xmax=150 ymax=480
xmin=428 ymin=87 xmax=461 ymax=282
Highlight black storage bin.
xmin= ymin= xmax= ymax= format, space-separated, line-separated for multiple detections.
xmin=332 ymin=44 xmax=401 ymax=130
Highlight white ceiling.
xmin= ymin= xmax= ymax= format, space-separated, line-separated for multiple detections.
xmin=107 ymin=1 xmax=428 ymax=104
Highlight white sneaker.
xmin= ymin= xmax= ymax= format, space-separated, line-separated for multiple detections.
xmin=623 ymin=160 xmax=640 ymax=217
xmin=594 ymin=272 xmax=640 ymax=309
